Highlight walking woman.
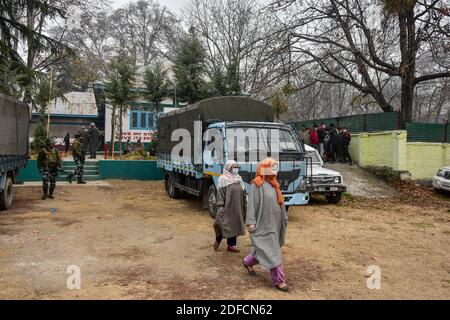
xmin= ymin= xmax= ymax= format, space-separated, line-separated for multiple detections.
xmin=243 ymin=158 xmax=289 ymax=292
xmin=213 ymin=160 xmax=246 ymax=253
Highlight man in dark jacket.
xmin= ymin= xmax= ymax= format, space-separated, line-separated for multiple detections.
xmin=336 ymin=128 xmax=345 ymax=162
xmin=63 ymin=132 xmax=70 ymax=156
xmin=79 ymin=127 xmax=90 ymax=156
xmin=342 ymin=127 xmax=353 ymax=165
xmin=88 ymin=123 xmax=99 ymax=159
xmin=328 ymin=123 xmax=337 ymax=162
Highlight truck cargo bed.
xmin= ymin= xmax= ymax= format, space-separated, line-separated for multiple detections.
xmin=0 ymin=93 xmax=30 ymax=173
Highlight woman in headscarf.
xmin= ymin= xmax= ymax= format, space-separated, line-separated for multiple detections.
xmin=242 ymin=158 xmax=289 ymax=292
xmin=213 ymin=160 xmax=246 ymax=253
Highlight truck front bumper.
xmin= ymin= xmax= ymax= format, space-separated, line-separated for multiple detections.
xmin=308 ymin=184 xmax=347 ymax=193
xmin=283 ymin=192 xmax=310 ymax=206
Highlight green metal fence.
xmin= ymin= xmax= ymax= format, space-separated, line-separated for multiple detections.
xmin=291 ymin=112 xmax=400 ymax=133
xmin=405 ymin=123 xmax=449 ymax=143
xmin=291 ymin=112 xmax=449 ymax=143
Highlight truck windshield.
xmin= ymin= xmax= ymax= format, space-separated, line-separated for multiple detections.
xmin=230 ymin=127 xmax=302 ymax=153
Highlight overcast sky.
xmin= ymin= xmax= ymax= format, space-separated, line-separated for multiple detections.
xmin=111 ymin=0 xmax=187 ymax=15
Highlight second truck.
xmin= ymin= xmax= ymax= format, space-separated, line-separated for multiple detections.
xmin=0 ymin=93 xmax=30 ymax=210
xmin=157 ymin=96 xmax=311 ymax=217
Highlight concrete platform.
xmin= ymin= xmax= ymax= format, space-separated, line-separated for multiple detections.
xmin=15 ymin=181 xmax=110 ymax=187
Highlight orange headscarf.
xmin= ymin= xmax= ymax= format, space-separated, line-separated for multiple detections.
xmin=251 ymin=158 xmax=284 ymax=207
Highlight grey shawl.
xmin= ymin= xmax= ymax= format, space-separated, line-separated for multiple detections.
xmin=214 ymin=182 xmax=246 ymax=239
xmin=246 ymin=182 xmax=288 ymax=269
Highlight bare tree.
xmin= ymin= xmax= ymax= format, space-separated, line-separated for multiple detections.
xmin=110 ymin=0 xmax=179 ymax=68
xmin=185 ymin=0 xmax=293 ymax=95
xmin=266 ymin=0 xmax=450 ymax=122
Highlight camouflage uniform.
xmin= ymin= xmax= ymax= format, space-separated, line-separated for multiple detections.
xmin=67 ymin=138 xmax=86 ymax=183
xmin=37 ymin=147 xmax=62 ymax=199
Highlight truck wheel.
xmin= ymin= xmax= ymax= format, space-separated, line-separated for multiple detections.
xmin=326 ymin=192 xmax=342 ymax=204
xmin=207 ymin=184 xmax=217 ymax=219
xmin=0 ymin=177 xmax=13 ymax=210
xmin=166 ymin=173 xmax=181 ymax=199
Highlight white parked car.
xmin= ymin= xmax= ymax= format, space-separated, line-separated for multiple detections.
xmin=304 ymin=144 xmax=347 ymax=204
xmin=433 ymin=167 xmax=450 ymax=192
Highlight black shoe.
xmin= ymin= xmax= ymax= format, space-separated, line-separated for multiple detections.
xmin=77 ymin=180 xmax=86 ymax=184
xmin=66 ymin=175 xmax=72 ymax=184
xmin=276 ymin=284 xmax=289 ymax=292
xmin=48 ymin=194 xmax=54 ymax=199
xmin=41 ymin=194 xmax=47 ymax=200
xmin=243 ymin=261 xmax=257 ymax=276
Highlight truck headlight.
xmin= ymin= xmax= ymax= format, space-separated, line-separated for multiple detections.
xmin=306 ymin=177 xmax=311 ymax=184
xmin=334 ymin=177 xmax=341 ymax=183
xmin=437 ymin=169 xmax=445 ymax=177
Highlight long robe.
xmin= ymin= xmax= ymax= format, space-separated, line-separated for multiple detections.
xmin=214 ymin=181 xmax=246 ymax=239
xmin=246 ymin=182 xmax=288 ymax=269
xmin=89 ymin=126 xmax=99 ymax=155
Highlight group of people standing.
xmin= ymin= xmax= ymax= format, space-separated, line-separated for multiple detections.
xmin=213 ymin=158 xmax=289 ymax=292
xmin=63 ymin=123 xmax=100 ymax=159
xmin=300 ymin=122 xmax=353 ymax=165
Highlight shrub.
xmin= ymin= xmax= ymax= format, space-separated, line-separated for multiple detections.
xmin=30 ymin=122 xmax=51 ymax=153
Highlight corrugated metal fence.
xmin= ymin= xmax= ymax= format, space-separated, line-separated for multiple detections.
xmin=290 ymin=111 xmax=450 ymax=143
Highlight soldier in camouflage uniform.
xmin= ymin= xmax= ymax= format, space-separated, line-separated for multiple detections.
xmin=67 ymin=134 xmax=87 ymax=184
xmin=37 ymin=141 xmax=62 ymax=200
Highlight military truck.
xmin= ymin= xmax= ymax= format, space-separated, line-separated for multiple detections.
xmin=0 ymin=93 xmax=30 ymax=210
xmin=157 ymin=96 xmax=311 ymax=217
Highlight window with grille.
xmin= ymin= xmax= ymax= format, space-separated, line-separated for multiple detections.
xmin=140 ymin=112 xmax=147 ymax=128
xmin=130 ymin=110 xmax=159 ymax=130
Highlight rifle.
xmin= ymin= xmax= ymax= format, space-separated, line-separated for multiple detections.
xmin=56 ymin=167 xmax=70 ymax=175
xmin=40 ymin=167 xmax=69 ymax=179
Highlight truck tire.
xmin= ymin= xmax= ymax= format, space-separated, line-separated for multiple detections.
xmin=326 ymin=192 xmax=342 ymax=204
xmin=207 ymin=184 xmax=217 ymax=219
xmin=166 ymin=173 xmax=181 ymax=199
xmin=0 ymin=177 xmax=13 ymax=210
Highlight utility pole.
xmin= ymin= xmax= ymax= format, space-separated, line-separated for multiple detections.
xmin=174 ymin=82 xmax=177 ymax=107
xmin=46 ymin=68 xmax=53 ymax=138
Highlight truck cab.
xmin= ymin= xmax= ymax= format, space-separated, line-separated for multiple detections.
xmin=201 ymin=121 xmax=310 ymax=217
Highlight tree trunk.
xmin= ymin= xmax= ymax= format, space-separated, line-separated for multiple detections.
xmin=398 ymin=7 xmax=416 ymax=124
xmin=26 ymin=0 xmax=34 ymax=70
xmin=24 ymin=0 xmax=35 ymax=104
xmin=110 ymin=106 xmax=116 ymax=158
xmin=119 ymin=106 xmax=123 ymax=156
xmin=400 ymin=73 xmax=415 ymax=124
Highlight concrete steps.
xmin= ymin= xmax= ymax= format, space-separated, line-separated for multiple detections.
xmin=58 ymin=159 xmax=99 ymax=182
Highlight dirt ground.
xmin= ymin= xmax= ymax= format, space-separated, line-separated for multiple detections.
xmin=0 ymin=180 xmax=449 ymax=300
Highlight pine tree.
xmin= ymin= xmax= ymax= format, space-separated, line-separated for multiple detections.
xmin=173 ymin=28 xmax=207 ymax=104
xmin=104 ymin=53 xmax=137 ymax=156
xmin=30 ymin=122 xmax=51 ymax=153
xmin=225 ymin=58 xmax=241 ymax=95
xmin=143 ymin=63 xmax=169 ymax=109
